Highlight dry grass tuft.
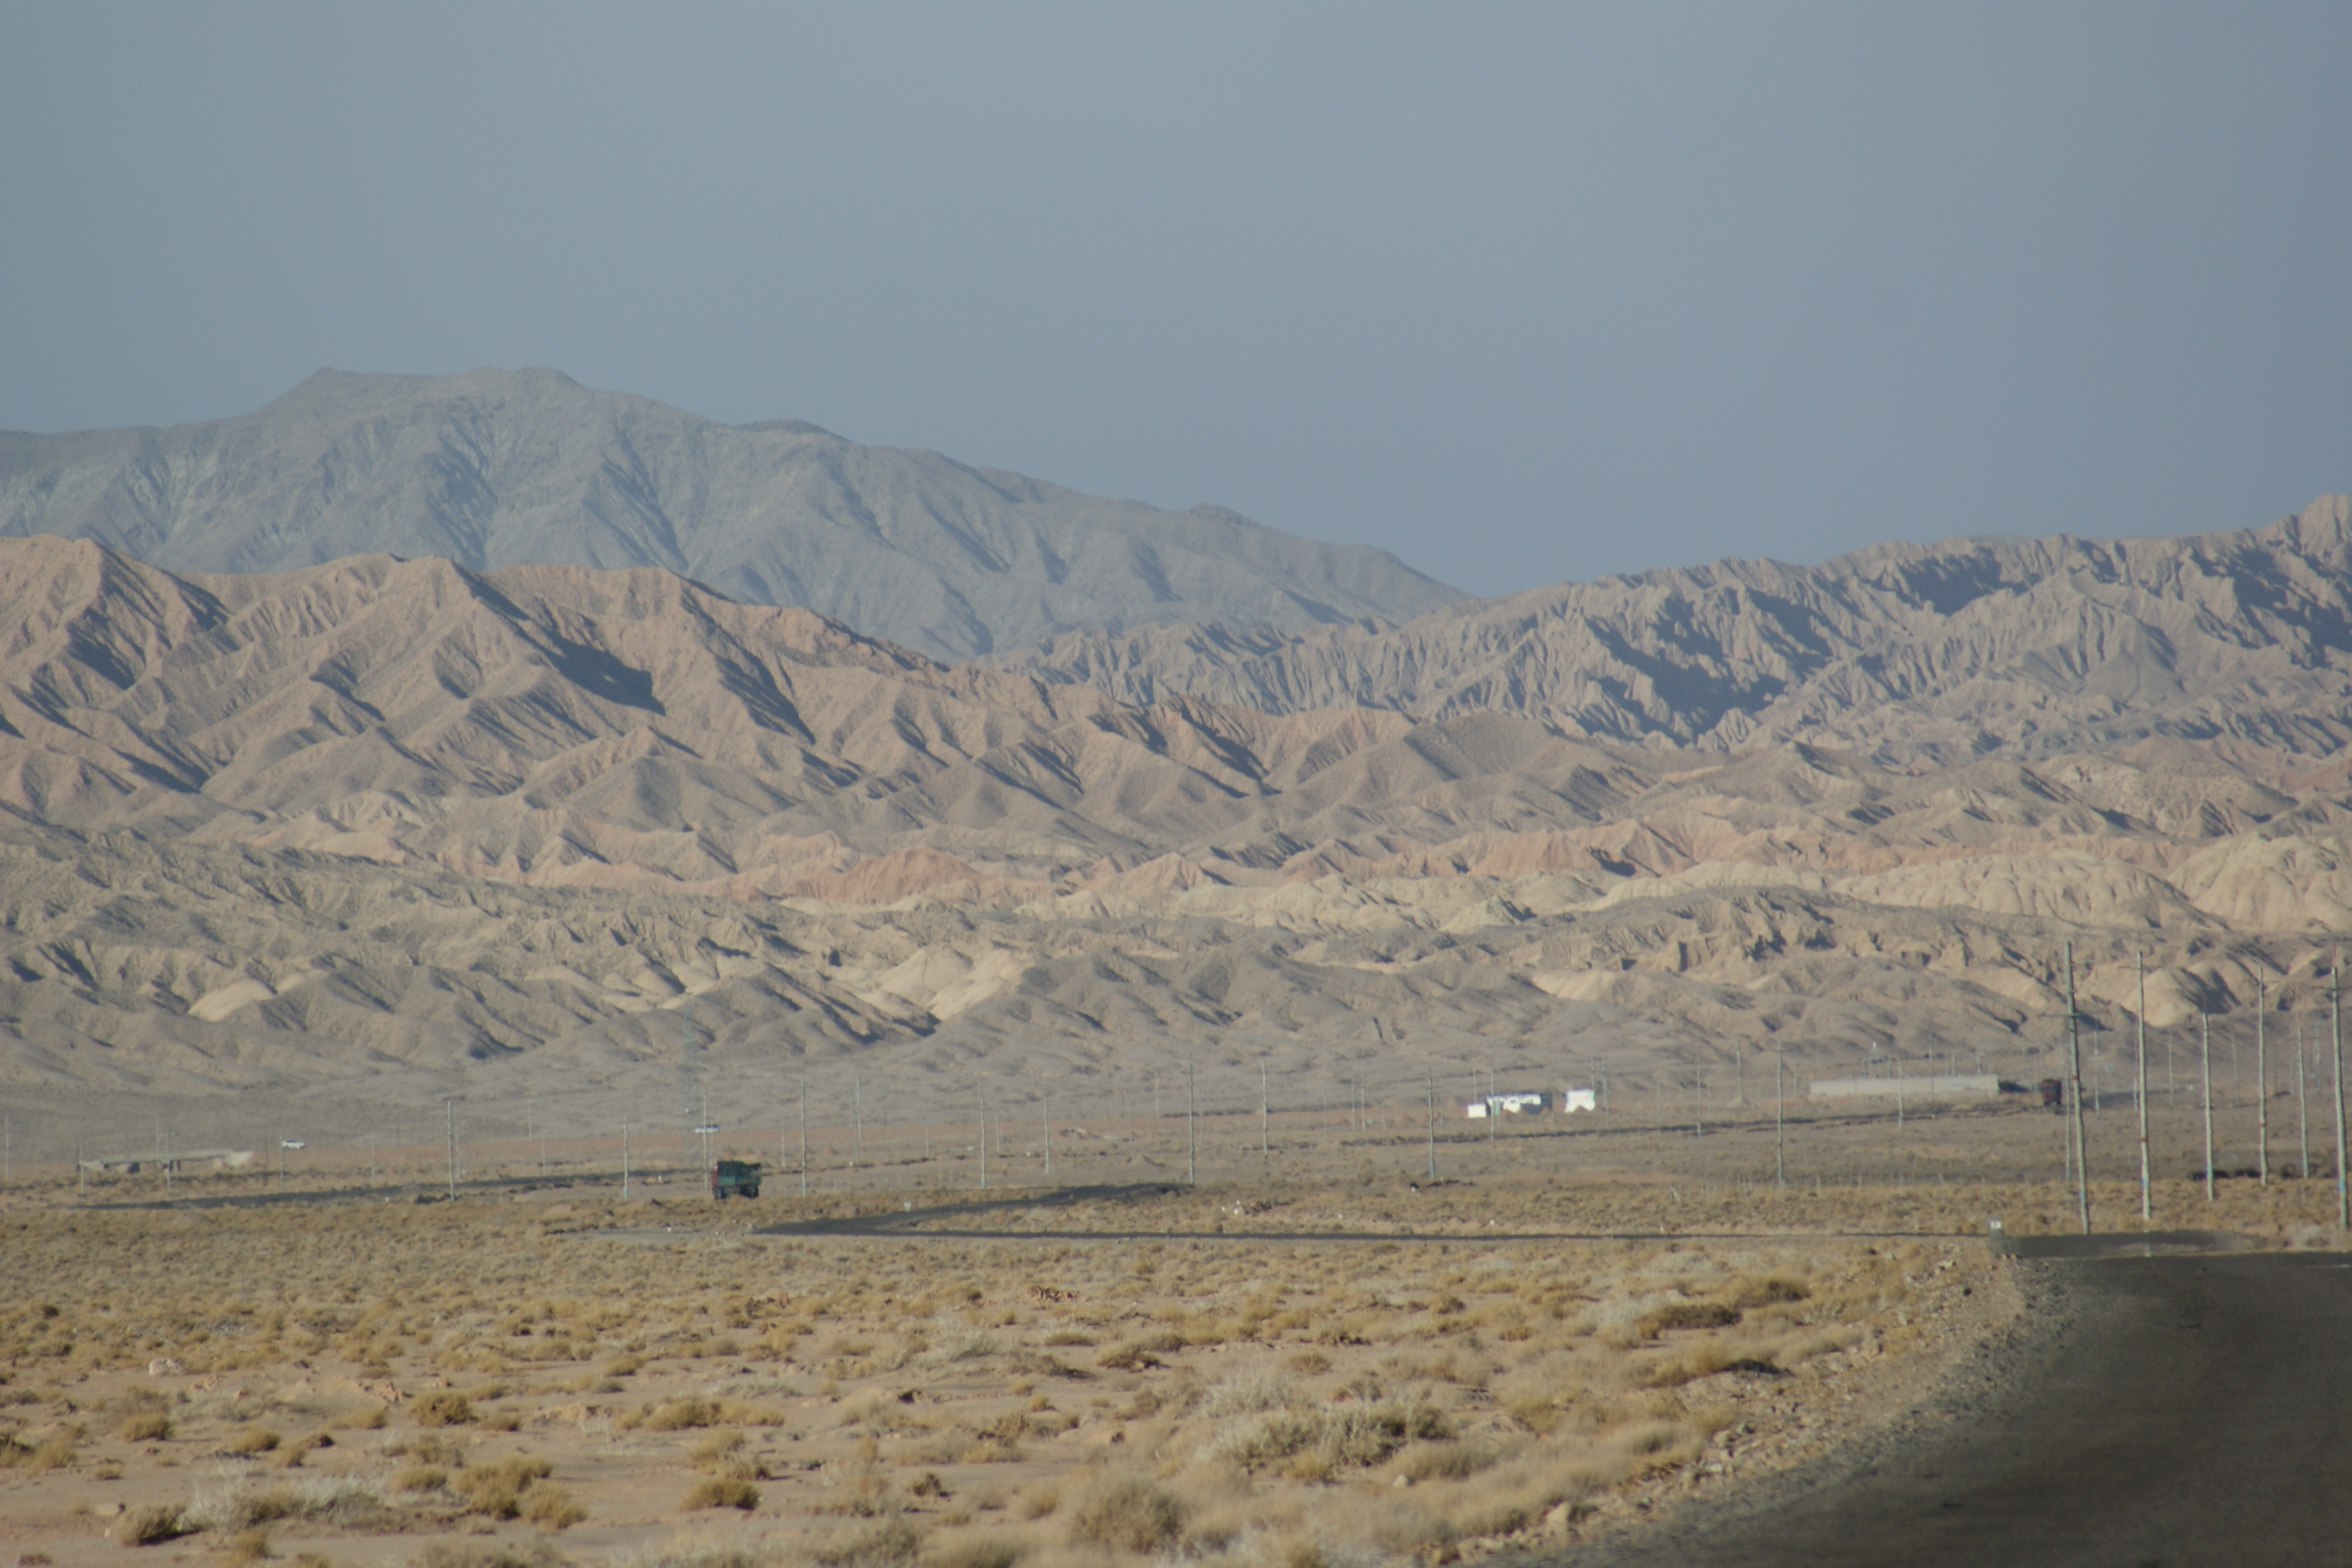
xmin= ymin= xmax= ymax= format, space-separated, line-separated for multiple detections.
xmin=804 ymin=1517 xmax=923 ymax=1567
xmin=522 ymin=1481 xmax=588 ymax=1531
xmin=114 ymin=1409 xmax=173 ymax=1442
xmin=117 ymin=1502 xmax=190 ymax=1546
xmin=411 ymin=1543 xmax=571 ymax=1568
xmin=453 ymin=1455 xmax=556 ymax=1519
xmin=1065 ymin=1476 xmax=1184 ymax=1554
xmin=680 ymin=1476 xmax=760 ymax=1511
xmin=922 ymin=1533 xmax=1024 ymax=1568
xmin=411 ymin=1391 xmax=477 ymax=1427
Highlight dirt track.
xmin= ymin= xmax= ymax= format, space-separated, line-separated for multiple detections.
xmin=1556 ymin=1246 xmax=2352 ymax=1567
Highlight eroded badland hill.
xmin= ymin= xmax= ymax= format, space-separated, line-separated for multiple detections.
xmin=2 ymin=494 xmax=2351 ymax=1121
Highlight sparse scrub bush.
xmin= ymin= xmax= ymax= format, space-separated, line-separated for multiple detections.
xmin=119 ymin=1502 xmax=190 ymax=1545
xmin=805 ymin=1517 xmax=922 ymax=1567
xmin=1392 ymin=1439 xmax=1501 ymax=1482
xmin=922 ymin=1533 xmax=1023 ymax=1568
xmin=453 ymin=1454 xmax=555 ymax=1518
xmin=411 ymin=1390 xmax=477 ymax=1427
xmin=1727 ymin=1274 xmax=1810 ymax=1309
xmin=115 ymin=1409 xmax=173 ymax=1442
xmin=1065 ymin=1476 xmax=1183 ymax=1553
xmin=640 ymin=1397 xmax=721 ymax=1430
xmin=522 ymin=1482 xmax=587 ymax=1531
xmin=412 ymin=1544 xmax=571 ymax=1568
xmin=682 ymin=1476 xmax=761 ymax=1511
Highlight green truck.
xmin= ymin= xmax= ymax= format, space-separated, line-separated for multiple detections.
xmin=707 ymin=1159 xmax=763 ymax=1199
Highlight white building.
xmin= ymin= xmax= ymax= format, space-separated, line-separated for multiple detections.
xmin=1465 ymin=1091 xmax=1553 ymax=1117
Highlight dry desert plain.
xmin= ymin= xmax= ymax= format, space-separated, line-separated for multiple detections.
xmin=3 ymin=1086 xmax=2344 ymax=1568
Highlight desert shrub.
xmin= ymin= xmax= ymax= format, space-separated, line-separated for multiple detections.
xmin=923 ymin=1534 xmax=1022 ymax=1568
xmin=230 ymin=1426 xmax=282 ymax=1454
xmin=195 ymin=1474 xmax=389 ymax=1531
xmin=1393 ymin=1440 xmax=1500 ymax=1482
xmin=1199 ymin=1375 xmax=1297 ymax=1418
xmin=115 ymin=1410 xmax=173 ymax=1442
xmin=28 ymin=1435 xmax=75 ymax=1471
xmin=411 ymin=1391 xmax=477 ymax=1427
xmin=689 ymin=1429 xmax=745 ymax=1469
xmin=119 ymin=1502 xmax=190 ymax=1545
xmin=1209 ymin=1399 xmax=1451 ymax=1469
xmin=644 ymin=1397 xmax=719 ymax=1431
xmin=1727 ymin=1275 xmax=1810 ymax=1309
xmin=412 ymin=1545 xmax=571 ymax=1568
xmin=522 ymin=1482 xmax=587 ymax=1531
xmin=1636 ymin=1301 xmax=1741 ymax=1338
xmin=213 ymin=1484 xmax=295 ymax=1527
xmin=394 ymin=1463 xmax=449 ymax=1493
xmin=1096 ymin=1327 xmax=1184 ymax=1371
xmin=682 ymin=1476 xmax=761 ymax=1511
xmin=805 ymin=1518 xmax=923 ymax=1567
xmin=224 ymin=1528 xmax=272 ymax=1568
xmin=1066 ymin=1476 xmax=1183 ymax=1554
xmin=454 ymin=1455 xmax=555 ymax=1518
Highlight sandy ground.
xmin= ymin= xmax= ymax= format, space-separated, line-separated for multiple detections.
xmin=4 ymin=1089 xmax=2344 ymax=1567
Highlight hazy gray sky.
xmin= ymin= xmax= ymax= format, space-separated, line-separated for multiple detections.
xmin=3 ymin=3 xmax=2346 ymax=597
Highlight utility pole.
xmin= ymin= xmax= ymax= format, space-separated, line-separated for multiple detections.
xmin=1774 ymin=1048 xmax=1785 ymax=1195
xmin=2201 ymin=1011 xmax=2215 ymax=1202
xmin=446 ymin=1099 xmax=457 ymax=1200
xmin=1489 ymin=1066 xmax=1498 ymax=1146
xmin=2066 ymin=943 xmax=2089 ymax=1235
xmin=1041 ymin=1095 xmax=1051 ymax=1181
xmin=1425 ymin=1072 xmax=1438 ymax=1181
xmin=2335 ymin=952 xmax=2348 ymax=1231
xmin=798 ymin=1077 xmax=810 ymax=1196
xmin=852 ymin=1073 xmax=863 ymax=1163
xmin=980 ymin=1099 xmax=990 ymax=1191
xmin=1260 ymin=1064 xmax=1270 ymax=1168
xmin=1186 ymin=1061 xmax=1197 ymax=1187
xmin=1693 ymin=1064 xmax=1703 ymax=1139
xmin=2297 ymin=1017 xmax=2310 ymax=1177
xmin=622 ymin=1119 xmax=631 ymax=1200
xmin=2136 ymin=951 xmax=2150 ymax=1226
xmin=2257 ymin=974 xmax=2269 ymax=1186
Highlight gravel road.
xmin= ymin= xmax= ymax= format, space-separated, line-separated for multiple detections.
xmin=1556 ymin=1245 xmax=2352 ymax=1567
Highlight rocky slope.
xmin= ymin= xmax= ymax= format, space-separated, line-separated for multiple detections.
xmin=0 ymin=367 xmax=1460 ymax=658
xmin=1 ymin=535 xmax=2349 ymax=1107
xmin=999 ymin=495 xmax=2352 ymax=761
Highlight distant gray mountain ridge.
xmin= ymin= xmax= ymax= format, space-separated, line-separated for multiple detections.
xmin=0 ymin=366 xmax=1462 ymax=658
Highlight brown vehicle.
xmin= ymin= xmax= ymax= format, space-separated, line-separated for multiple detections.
xmin=2039 ymin=1077 xmax=2066 ymax=1114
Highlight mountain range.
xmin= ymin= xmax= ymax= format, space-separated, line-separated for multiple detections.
xmin=999 ymin=495 xmax=2352 ymax=762
xmin=2 ymin=505 xmax=2351 ymax=1108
